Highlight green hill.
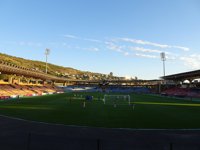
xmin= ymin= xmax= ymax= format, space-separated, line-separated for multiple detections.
xmin=0 ymin=53 xmax=82 ymax=76
xmin=0 ymin=53 xmax=119 ymax=80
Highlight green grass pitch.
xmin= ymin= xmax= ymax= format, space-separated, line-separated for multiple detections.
xmin=0 ymin=92 xmax=200 ymax=129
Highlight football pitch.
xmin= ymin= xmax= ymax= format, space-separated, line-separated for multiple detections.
xmin=0 ymin=92 xmax=200 ymax=129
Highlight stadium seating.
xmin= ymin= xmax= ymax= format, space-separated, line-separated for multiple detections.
xmin=161 ymin=87 xmax=200 ymax=98
xmin=63 ymin=85 xmax=151 ymax=93
xmin=0 ymin=84 xmax=64 ymax=99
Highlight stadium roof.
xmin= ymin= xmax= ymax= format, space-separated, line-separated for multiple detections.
xmin=162 ymin=70 xmax=200 ymax=81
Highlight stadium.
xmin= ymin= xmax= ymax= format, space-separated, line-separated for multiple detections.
xmin=1 ymin=0 xmax=200 ymax=149
xmin=1 ymin=53 xmax=200 ymax=149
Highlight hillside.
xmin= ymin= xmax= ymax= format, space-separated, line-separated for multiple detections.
xmin=0 ymin=53 xmax=120 ymax=80
xmin=0 ymin=53 xmax=82 ymax=75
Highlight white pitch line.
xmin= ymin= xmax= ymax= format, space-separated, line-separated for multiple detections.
xmin=0 ymin=114 xmax=200 ymax=131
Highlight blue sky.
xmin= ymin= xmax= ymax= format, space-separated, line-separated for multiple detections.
xmin=0 ymin=0 xmax=200 ymax=79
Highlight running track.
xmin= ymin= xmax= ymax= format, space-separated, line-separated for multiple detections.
xmin=0 ymin=115 xmax=200 ymax=150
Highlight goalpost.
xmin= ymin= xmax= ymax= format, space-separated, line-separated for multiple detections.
xmin=103 ymin=94 xmax=131 ymax=106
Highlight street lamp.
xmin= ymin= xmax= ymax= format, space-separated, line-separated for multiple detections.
xmin=160 ymin=52 xmax=166 ymax=77
xmin=45 ymin=48 xmax=50 ymax=74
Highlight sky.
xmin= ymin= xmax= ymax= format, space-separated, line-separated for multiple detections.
xmin=0 ymin=0 xmax=200 ymax=79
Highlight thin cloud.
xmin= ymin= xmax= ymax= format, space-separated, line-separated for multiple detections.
xmin=105 ymin=40 xmax=178 ymax=59
xmin=83 ymin=38 xmax=103 ymax=43
xmin=119 ymin=38 xmax=169 ymax=48
xmin=130 ymin=47 xmax=162 ymax=53
xmin=106 ymin=42 xmax=174 ymax=59
xmin=64 ymin=34 xmax=79 ymax=39
xmin=118 ymin=38 xmax=190 ymax=51
xmin=106 ymin=42 xmax=133 ymax=56
xmin=173 ymin=46 xmax=189 ymax=51
xmin=180 ymin=54 xmax=200 ymax=69
xmin=62 ymin=35 xmax=191 ymax=62
xmin=135 ymin=53 xmax=158 ymax=59
xmin=132 ymin=47 xmax=177 ymax=60
xmin=1 ymin=40 xmax=44 ymax=47
xmin=63 ymin=34 xmax=103 ymax=43
xmin=130 ymin=47 xmax=176 ymax=59
xmin=18 ymin=41 xmax=43 ymax=47
xmin=86 ymin=47 xmax=99 ymax=52
xmin=72 ymin=46 xmax=100 ymax=52
xmin=124 ymin=52 xmax=130 ymax=56
xmin=165 ymin=55 xmax=176 ymax=60
xmin=106 ymin=42 xmax=124 ymax=53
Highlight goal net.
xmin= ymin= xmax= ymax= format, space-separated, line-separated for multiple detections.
xmin=103 ymin=95 xmax=131 ymax=106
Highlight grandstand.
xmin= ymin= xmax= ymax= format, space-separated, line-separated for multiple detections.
xmin=161 ymin=86 xmax=200 ymax=98
xmin=0 ymin=59 xmax=157 ymax=100
xmin=2 ymin=58 xmax=200 ymax=100
xmin=62 ymin=85 xmax=153 ymax=94
xmin=161 ymin=70 xmax=200 ymax=98
xmin=0 ymin=83 xmax=63 ymax=100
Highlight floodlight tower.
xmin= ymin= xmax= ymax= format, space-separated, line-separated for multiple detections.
xmin=160 ymin=52 xmax=166 ymax=77
xmin=45 ymin=48 xmax=50 ymax=74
